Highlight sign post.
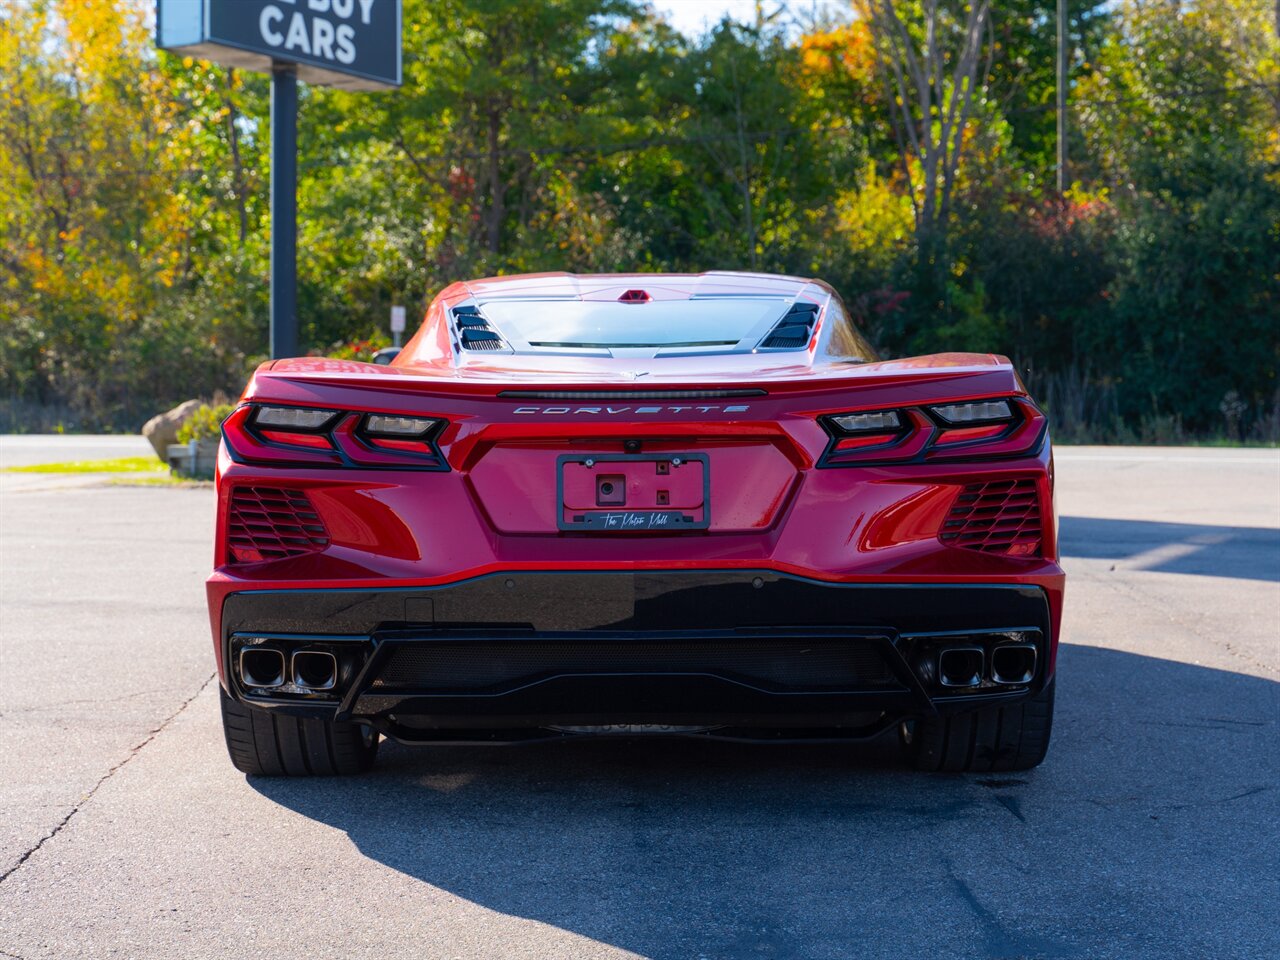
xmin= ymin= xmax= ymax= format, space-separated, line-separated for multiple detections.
xmin=157 ymin=0 xmax=402 ymax=358
xmin=270 ymin=65 xmax=298 ymax=360
xmin=390 ymin=305 xmax=406 ymax=348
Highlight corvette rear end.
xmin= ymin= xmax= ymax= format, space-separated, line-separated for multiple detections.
xmin=209 ymin=272 xmax=1062 ymax=775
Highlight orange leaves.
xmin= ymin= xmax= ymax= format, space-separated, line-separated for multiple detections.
xmin=795 ymin=21 xmax=878 ymax=107
xmin=799 ymin=22 xmax=875 ymax=83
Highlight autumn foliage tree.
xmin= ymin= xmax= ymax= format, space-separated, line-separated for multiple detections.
xmin=0 ymin=0 xmax=1276 ymax=439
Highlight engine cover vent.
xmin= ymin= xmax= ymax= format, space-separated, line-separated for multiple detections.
xmin=759 ymin=302 xmax=820 ymax=350
xmin=451 ymin=305 xmax=508 ymax=352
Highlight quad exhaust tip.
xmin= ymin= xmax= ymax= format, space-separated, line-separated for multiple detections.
xmin=292 ymin=649 xmax=338 ymax=691
xmin=937 ymin=646 xmax=984 ymax=688
xmin=991 ymin=643 xmax=1038 ymax=685
xmin=239 ymin=647 xmax=285 ymax=689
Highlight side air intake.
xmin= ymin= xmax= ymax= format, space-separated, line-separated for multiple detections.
xmin=939 ymin=479 xmax=1043 ymax=557
xmin=227 ymin=487 xmax=329 ymax=563
xmin=759 ymin=302 xmax=820 ymax=350
xmin=452 ymin=305 xmax=507 ymax=352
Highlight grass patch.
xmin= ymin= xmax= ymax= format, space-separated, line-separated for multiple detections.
xmin=108 ymin=475 xmax=210 ymax=487
xmin=4 ymin=456 xmax=167 ymax=474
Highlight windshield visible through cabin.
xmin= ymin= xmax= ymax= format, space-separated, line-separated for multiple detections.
xmin=476 ymin=297 xmax=792 ymax=349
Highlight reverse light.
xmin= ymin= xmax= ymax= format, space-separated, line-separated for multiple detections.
xmin=830 ymin=410 xmax=901 ymax=433
xmin=364 ymin=414 xmax=440 ymax=437
xmin=930 ymin=400 xmax=1012 ymax=424
xmin=254 ymin=405 xmax=337 ymax=430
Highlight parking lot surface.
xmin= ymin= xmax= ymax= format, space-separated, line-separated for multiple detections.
xmin=0 ymin=433 xmax=153 ymax=469
xmin=0 ymin=444 xmax=1276 ymax=959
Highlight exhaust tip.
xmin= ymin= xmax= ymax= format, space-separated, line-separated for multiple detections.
xmin=938 ymin=646 xmax=984 ymax=688
xmin=239 ymin=647 xmax=285 ymax=689
xmin=991 ymin=644 xmax=1037 ymax=685
xmin=292 ymin=649 xmax=338 ymax=691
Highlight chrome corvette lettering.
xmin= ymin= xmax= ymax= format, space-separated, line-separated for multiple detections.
xmin=512 ymin=404 xmax=751 ymax=416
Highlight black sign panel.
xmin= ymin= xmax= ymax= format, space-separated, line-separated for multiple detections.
xmin=157 ymin=0 xmax=401 ymax=90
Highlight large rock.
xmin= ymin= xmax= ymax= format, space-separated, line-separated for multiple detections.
xmin=142 ymin=399 xmax=203 ymax=461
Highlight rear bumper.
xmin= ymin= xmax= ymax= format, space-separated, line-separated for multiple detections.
xmin=217 ymin=570 xmax=1059 ymax=742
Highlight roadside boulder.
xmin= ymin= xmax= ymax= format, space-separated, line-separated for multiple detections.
xmin=141 ymin=399 xmax=202 ymax=461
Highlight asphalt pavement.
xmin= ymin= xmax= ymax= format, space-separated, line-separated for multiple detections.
xmin=0 ymin=433 xmax=154 ymax=469
xmin=0 ymin=443 xmax=1276 ymax=959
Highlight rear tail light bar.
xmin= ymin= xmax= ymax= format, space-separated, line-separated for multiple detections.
xmin=221 ymin=404 xmax=449 ymax=470
xmin=819 ymin=397 xmax=1046 ymax=466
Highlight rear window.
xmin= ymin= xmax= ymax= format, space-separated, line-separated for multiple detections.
xmin=476 ymin=298 xmax=792 ymax=349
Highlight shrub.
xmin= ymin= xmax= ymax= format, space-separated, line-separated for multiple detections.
xmin=327 ymin=334 xmax=392 ymax=362
xmin=176 ymin=403 xmax=236 ymax=444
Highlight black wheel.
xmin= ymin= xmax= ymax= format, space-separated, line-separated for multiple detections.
xmin=900 ymin=678 xmax=1055 ymax=773
xmin=219 ymin=687 xmax=379 ymax=776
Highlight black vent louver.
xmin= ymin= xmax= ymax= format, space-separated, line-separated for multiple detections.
xmin=759 ymin=302 xmax=821 ymax=350
xmin=452 ymin=305 xmax=506 ymax=352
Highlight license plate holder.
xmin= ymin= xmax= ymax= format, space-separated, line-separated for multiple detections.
xmin=557 ymin=453 xmax=709 ymax=532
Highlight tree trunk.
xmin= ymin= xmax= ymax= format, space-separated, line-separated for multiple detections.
xmin=223 ymin=70 xmax=249 ymax=246
xmin=485 ymin=106 xmax=504 ymax=255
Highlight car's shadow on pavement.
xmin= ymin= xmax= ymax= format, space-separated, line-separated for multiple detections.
xmin=250 ymin=644 xmax=1277 ymax=960
xmin=1060 ymin=515 xmax=1280 ymax=581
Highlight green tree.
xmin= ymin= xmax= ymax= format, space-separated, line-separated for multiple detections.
xmin=1 ymin=0 xmax=189 ymax=425
xmin=1077 ymin=0 xmax=1280 ymax=435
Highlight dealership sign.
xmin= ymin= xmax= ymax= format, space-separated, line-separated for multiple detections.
xmin=156 ymin=0 xmax=401 ymax=90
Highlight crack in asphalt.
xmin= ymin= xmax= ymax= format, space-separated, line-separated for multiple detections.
xmin=1137 ymin=718 xmax=1269 ymax=733
xmin=13 ymin=687 xmax=188 ymax=714
xmin=0 ymin=673 xmax=216 ymax=886
xmin=1198 ymin=715 xmax=1271 ymax=726
xmin=1164 ymin=785 xmax=1272 ymax=811
xmin=945 ymin=859 xmax=1068 ymax=959
xmin=943 ymin=859 xmax=1020 ymax=956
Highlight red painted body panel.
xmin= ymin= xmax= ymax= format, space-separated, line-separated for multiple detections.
xmin=208 ymin=272 xmax=1064 ymax=690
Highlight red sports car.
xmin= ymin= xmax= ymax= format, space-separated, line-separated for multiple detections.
xmin=210 ymin=272 xmax=1061 ymax=776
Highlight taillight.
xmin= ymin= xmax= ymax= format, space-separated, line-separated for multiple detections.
xmin=819 ymin=397 xmax=1046 ymax=466
xmin=926 ymin=399 xmax=1046 ymax=462
xmin=823 ymin=408 xmax=933 ymax=461
xmin=828 ymin=409 xmax=903 ymax=451
xmin=332 ymin=415 xmax=447 ymax=468
xmin=221 ymin=406 xmax=343 ymax=465
xmin=221 ymin=404 xmax=449 ymax=470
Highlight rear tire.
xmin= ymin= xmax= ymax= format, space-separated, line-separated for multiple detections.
xmin=900 ymin=678 xmax=1054 ymax=772
xmin=220 ymin=687 xmax=379 ymax=776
